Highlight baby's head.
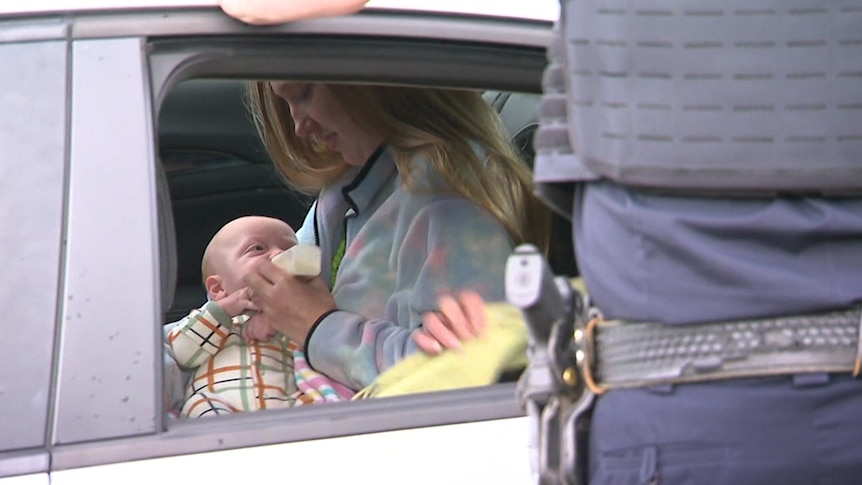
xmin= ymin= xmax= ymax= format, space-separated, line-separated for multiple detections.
xmin=201 ymin=216 xmax=298 ymax=300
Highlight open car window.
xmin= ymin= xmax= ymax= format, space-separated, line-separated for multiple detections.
xmin=159 ymin=78 xmax=575 ymax=324
xmin=157 ymin=74 xmax=576 ymax=411
xmin=141 ymin=21 xmax=569 ymax=464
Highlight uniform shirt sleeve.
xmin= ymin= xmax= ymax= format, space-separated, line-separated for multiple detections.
xmin=165 ymin=300 xmax=236 ymax=371
xmin=306 ymin=199 xmax=512 ymax=390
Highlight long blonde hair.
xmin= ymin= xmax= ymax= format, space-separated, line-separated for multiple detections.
xmin=247 ymin=82 xmax=550 ymax=252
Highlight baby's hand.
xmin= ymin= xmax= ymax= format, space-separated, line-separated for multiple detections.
xmin=242 ymin=315 xmax=277 ymax=342
xmin=214 ymin=287 xmax=258 ymax=318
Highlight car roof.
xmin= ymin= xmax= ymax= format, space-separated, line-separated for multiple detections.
xmin=1 ymin=0 xmax=559 ymax=22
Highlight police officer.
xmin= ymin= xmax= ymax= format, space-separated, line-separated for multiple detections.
xmin=531 ymin=0 xmax=862 ymax=483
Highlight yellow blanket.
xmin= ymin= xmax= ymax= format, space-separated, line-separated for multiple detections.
xmin=354 ymin=302 xmax=529 ymax=399
xmin=354 ymin=279 xmax=586 ymax=399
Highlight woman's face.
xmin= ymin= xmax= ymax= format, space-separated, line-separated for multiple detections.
xmin=270 ymin=82 xmax=383 ymax=166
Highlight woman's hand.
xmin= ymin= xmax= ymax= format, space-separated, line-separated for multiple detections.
xmin=244 ymin=259 xmax=336 ymax=344
xmin=412 ymin=291 xmax=488 ymax=355
xmin=242 ymin=317 xmax=276 ymax=342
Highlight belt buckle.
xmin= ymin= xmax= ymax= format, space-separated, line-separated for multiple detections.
xmin=854 ymin=306 xmax=862 ymax=377
xmin=578 ymin=312 xmax=608 ymax=395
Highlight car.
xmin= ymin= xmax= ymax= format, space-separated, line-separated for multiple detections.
xmin=0 ymin=1 xmax=574 ymax=483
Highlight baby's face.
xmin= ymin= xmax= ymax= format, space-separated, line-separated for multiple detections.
xmin=214 ymin=216 xmax=297 ymax=294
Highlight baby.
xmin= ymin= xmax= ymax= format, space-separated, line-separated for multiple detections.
xmin=166 ymin=215 xmax=353 ymax=418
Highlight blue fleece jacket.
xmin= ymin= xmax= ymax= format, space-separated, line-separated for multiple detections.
xmin=303 ymin=146 xmax=513 ymax=389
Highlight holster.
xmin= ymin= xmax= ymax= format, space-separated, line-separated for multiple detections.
xmin=507 ymin=244 xmax=595 ymax=485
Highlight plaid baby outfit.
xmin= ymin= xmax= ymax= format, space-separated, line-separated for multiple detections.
xmin=167 ymin=300 xmax=353 ymax=418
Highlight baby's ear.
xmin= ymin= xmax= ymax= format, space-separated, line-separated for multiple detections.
xmin=205 ymin=275 xmax=225 ymax=300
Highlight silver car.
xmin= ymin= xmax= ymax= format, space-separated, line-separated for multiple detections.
xmin=0 ymin=1 xmax=565 ymax=483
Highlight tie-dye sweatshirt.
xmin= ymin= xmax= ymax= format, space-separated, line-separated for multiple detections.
xmin=304 ymin=146 xmax=514 ymax=390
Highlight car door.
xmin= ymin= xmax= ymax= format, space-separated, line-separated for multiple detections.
xmin=0 ymin=5 xmax=555 ymax=484
xmin=0 ymin=20 xmax=70 ymax=485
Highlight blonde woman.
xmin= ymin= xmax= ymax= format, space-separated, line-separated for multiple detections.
xmin=242 ymin=82 xmax=550 ymax=390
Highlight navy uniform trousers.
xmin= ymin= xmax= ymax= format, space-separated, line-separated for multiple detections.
xmin=574 ymin=183 xmax=862 ymax=485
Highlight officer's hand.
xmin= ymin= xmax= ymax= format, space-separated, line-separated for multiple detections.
xmin=218 ymin=0 xmax=368 ymax=25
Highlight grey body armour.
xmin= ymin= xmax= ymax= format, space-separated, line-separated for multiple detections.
xmin=531 ymin=0 xmax=862 ymax=322
xmin=535 ymin=0 xmax=862 ymax=215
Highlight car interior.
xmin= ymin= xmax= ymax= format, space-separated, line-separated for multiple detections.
xmin=158 ymin=79 xmax=314 ymax=322
xmin=157 ymin=78 xmax=578 ymax=326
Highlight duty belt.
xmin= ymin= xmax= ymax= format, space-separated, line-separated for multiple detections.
xmin=582 ymin=306 xmax=862 ymax=394
xmin=508 ymin=243 xmax=862 ymax=485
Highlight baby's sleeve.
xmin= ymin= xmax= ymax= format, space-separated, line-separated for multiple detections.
xmin=165 ymin=300 xmax=235 ymax=370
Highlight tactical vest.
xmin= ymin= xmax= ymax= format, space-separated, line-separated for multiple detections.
xmin=534 ymin=0 xmax=862 ymax=216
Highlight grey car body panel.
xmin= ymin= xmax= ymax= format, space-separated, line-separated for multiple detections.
xmin=0 ymin=5 xmax=552 ymax=479
xmin=0 ymin=18 xmax=67 ymax=43
xmin=0 ymin=39 xmax=68 ymax=453
xmin=68 ymin=9 xmax=551 ymax=46
xmin=53 ymin=37 xmax=161 ymax=445
xmin=51 ymin=383 xmax=523 ymax=470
